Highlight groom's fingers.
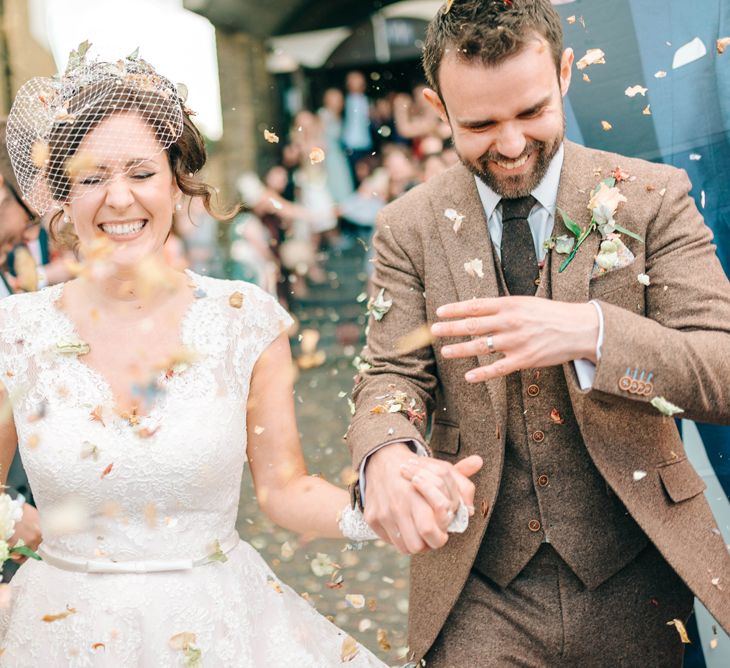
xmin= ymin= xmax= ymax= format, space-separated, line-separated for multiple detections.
xmin=401 ymin=463 xmax=459 ymax=516
xmin=410 ymin=471 xmax=455 ymax=534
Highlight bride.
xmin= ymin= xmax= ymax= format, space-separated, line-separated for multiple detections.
xmin=0 ymin=49 xmax=472 ymax=666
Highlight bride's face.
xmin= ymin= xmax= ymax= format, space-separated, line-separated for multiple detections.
xmin=65 ymin=112 xmax=181 ymax=267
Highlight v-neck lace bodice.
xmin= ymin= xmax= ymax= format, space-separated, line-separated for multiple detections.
xmin=0 ymin=272 xmax=292 ymax=563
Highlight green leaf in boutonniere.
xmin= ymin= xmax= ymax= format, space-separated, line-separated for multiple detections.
xmin=559 ymin=221 xmax=597 ymax=272
xmin=557 ymin=208 xmax=583 ymax=239
xmin=612 ymin=223 xmax=644 ymax=243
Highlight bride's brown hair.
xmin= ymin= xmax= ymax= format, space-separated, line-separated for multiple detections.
xmin=45 ymin=82 xmax=236 ymax=251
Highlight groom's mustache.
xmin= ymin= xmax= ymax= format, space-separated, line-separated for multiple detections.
xmin=477 ymin=140 xmax=544 ymax=169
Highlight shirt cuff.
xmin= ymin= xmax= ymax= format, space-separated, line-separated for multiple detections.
xmin=572 ymin=301 xmax=604 ymax=390
xmin=359 ymin=439 xmax=428 ymax=506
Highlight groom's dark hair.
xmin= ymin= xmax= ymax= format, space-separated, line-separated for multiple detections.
xmin=422 ymin=0 xmax=564 ymax=97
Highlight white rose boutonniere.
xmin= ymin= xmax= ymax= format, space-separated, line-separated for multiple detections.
xmin=557 ymin=176 xmax=644 ymax=272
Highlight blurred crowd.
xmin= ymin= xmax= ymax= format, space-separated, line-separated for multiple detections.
xmin=230 ymin=70 xmax=458 ymax=307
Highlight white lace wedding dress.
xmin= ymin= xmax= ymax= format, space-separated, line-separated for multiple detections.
xmin=0 ymin=272 xmax=385 ymax=667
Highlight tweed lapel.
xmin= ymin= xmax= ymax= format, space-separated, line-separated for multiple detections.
xmin=549 ymin=141 xmax=600 ymax=306
xmin=432 ymin=165 xmax=507 ymax=428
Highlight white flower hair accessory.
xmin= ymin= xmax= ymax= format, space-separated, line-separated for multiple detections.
xmin=5 ymin=41 xmax=187 ymax=214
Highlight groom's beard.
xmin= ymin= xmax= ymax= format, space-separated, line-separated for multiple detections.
xmin=458 ymin=124 xmax=564 ymax=199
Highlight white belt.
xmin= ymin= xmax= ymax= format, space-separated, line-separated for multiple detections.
xmin=37 ymin=532 xmax=240 ymax=574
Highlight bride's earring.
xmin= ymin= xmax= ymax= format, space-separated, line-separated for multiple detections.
xmin=62 ymin=213 xmax=71 ymax=224
xmin=175 ymin=202 xmax=182 ymax=212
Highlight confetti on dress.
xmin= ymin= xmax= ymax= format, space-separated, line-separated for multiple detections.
xmin=341 ymin=635 xmax=360 ymax=662
xmin=56 ymin=340 xmax=90 ymax=356
xmin=228 ymin=291 xmax=244 ymax=308
xmin=42 ymin=606 xmax=77 ymax=623
xmin=576 ymin=48 xmax=605 ymax=70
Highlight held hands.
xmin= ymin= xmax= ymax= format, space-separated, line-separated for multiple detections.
xmin=364 ymin=443 xmax=482 ymax=555
xmin=432 ymin=296 xmax=599 ymax=382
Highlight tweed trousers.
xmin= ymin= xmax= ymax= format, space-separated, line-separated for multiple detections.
xmin=426 ymin=543 xmax=693 ymax=667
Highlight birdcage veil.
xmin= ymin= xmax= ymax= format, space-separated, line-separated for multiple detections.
xmin=5 ymin=42 xmax=186 ymax=215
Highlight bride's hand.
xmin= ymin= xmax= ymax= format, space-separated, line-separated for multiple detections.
xmin=400 ymin=455 xmax=482 ymax=531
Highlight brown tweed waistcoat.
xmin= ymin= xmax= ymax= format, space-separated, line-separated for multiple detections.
xmin=474 ymin=246 xmax=648 ymax=589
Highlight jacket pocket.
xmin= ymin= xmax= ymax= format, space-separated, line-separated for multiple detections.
xmin=658 ymin=457 xmax=706 ymax=503
xmin=429 ymin=420 xmax=460 ymax=455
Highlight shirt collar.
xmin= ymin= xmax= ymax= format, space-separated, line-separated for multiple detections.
xmin=474 ymin=142 xmax=565 ymax=217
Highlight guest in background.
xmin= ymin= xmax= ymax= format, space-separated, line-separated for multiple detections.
xmin=342 ymin=71 xmax=373 ymax=185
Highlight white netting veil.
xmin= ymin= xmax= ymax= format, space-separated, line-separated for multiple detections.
xmin=5 ymin=43 xmax=185 ymax=215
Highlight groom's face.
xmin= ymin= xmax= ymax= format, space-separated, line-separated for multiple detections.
xmin=425 ymin=37 xmax=573 ymax=199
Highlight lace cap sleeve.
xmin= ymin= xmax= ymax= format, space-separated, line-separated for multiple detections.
xmin=241 ymin=284 xmax=294 ymax=362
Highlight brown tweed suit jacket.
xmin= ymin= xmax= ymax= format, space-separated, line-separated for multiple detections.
xmin=348 ymin=140 xmax=730 ymax=661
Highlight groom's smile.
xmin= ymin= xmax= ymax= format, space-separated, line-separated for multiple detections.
xmin=424 ymin=34 xmax=574 ymax=198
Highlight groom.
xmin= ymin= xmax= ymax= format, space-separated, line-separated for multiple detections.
xmin=348 ymin=0 xmax=730 ymax=665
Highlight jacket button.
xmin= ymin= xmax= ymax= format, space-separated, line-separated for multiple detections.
xmin=528 ymin=519 xmax=541 ymax=532
xmin=532 ymin=430 xmax=545 ymax=443
xmin=537 ymin=475 xmax=549 ymax=487
xmin=527 ymin=384 xmax=540 ymax=397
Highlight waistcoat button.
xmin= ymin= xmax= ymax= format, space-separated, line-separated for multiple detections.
xmin=537 ymin=474 xmax=549 ymax=487
xmin=527 ymin=384 xmax=540 ymax=397
xmin=532 ymin=430 xmax=545 ymax=443
xmin=528 ymin=519 xmax=541 ymax=532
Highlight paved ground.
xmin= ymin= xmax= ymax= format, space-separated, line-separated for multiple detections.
xmin=235 ymin=241 xmax=411 ymax=665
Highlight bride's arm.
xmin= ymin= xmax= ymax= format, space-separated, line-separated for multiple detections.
xmin=0 ymin=383 xmax=18 ymax=486
xmin=245 ymin=334 xmax=355 ymax=539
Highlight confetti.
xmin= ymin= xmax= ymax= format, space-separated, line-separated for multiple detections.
xmin=443 ymin=0 xmax=455 ymax=13
xmin=89 ymin=405 xmax=106 ymax=426
xmin=341 ymin=636 xmax=360 ymax=662
xmin=228 ymin=291 xmax=244 ymax=308
xmin=710 ymin=638 xmax=718 ymax=649
xmin=280 ymin=541 xmax=295 ymax=560
xmin=717 ymin=37 xmax=730 ymax=54
xmin=667 ymin=618 xmax=691 ymax=644
xmin=42 ymin=606 xmax=77 ymax=623
xmin=208 ymin=539 xmax=228 ymax=563
xmin=637 ymin=273 xmax=651 ymax=286
xmin=549 ymin=408 xmax=564 ymax=424
xmin=309 ymin=147 xmax=326 ymax=164
xmin=367 ymin=289 xmax=393 ymax=321
xmin=651 ymin=396 xmax=684 ymax=416
xmin=30 ymin=140 xmax=49 ymax=168
xmin=443 ymin=208 xmax=465 ymax=233
xmin=91 ymin=642 xmax=106 ymax=651
xmin=80 ymin=441 xmax=99 ymax=460
xmin=311 ymin=552 xmax=338 ymax=577
xmin=56 ymin=340 xmax=90 ymax=356
xmin=267 ymin=576 xmax=283 ymax=593
xmin=582 ymin=73 xmax=591 ymax=83
xmin=396 ymin=326 xmax=434 ymax=354
xmin=625 ymin=85 xmax=648 ymax=97
xmin=377 ymin=628 xmax=392 ymax=651
xmin=253 ymin=425 xmax=265 ymax=435
xmin=263 ymin=129 xmax=279 ymax=143
xmin=642 ymin=104 xmax=652 ymax=115
xmin=566 ymin=15 xmax=576 ymax=24
xmin=576 ymin=48 xmax=606 ymax=70
xmin=464 ymin=258 xmax=484 ymax=279
xmin=100 ymin=463 xmax=113 ymax=479
xmin=672 ymin=37 xmax=707 ymax=69
xmin=689 ymin=153 xmax=702 ymax=161
xmin=345 ymin=594 xmax=366 ymax=609
xmin=633 ymin=470 xmax=647 ymax=481
xmin=654 ymin=70 xmax=667 ymax=78
xmin=601 ymin=120 xmax=613 ymax=131
xmin=26 ymin=434 xmax=40 ymax=449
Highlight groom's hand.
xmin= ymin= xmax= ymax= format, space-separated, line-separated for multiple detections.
xmin=432 ymin=297 xmax=599 ymax=382
xmin=364 ymin=444 xmax=480 ymax=554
